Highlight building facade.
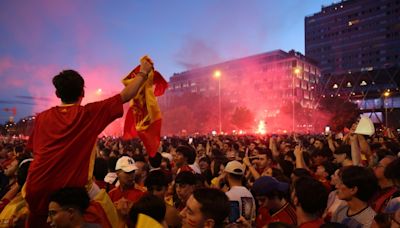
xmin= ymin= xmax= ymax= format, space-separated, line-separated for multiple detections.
xmin=305 ymin=0 xmax=400 ymax=75
xmin=160 ymin=50 xmax=321 ymax=134
xmin=305 ymin=0 xmax=400 ymax=128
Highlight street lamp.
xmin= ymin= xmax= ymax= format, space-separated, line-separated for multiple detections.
xmin=292 ymin=67 xmax=301 ymax=132
xmin=383 ymin=90 xmax=390 ymax=127
xmin=214 ymin=70 xmax=222 ymax=133
xmin=96 ymin=88 xmax=103 ymax=96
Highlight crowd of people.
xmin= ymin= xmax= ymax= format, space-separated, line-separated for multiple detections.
xmin=0 ymin=129 xmax=400 ymax=227
xmin=0 ymin=57 xmax=399 ymax=228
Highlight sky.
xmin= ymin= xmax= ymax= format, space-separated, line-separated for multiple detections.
xmin=0 ymin=0 xmax=334 ymax=123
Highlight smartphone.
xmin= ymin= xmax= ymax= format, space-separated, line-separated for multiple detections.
xmin=324 ymin=126 xmax=330 ymax=135
xmin=228 ymin=201 xmax=240 ymax=223
xmin=188 ymin=137 xmax=193 ymax=144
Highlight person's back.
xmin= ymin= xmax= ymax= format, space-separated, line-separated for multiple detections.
xmin=226 ymin=185 xmax=255 ymax=220
xmin=25 ymin=59 xmax=153 ymax=227
xmin=224 ymin=161 xmax=256 ymax=223
xmin=293 ymin=177 xmax=328 ymax=228
xmin=26 ymin=71 xmax=125 ymax=226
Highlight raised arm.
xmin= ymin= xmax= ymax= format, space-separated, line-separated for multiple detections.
xmin=120 ymin=58 xmax=153 ymax=103
xmin=243 ymin=156 xmax=261 ymax=180
xmin=350 ymin=133 xmax=362 ymax=166
xmin=269 ymin=136 xmax=280 ymax=159
xmin=294 ymin=145 xmax=308 ymax=170
xmin=357 ymin=134 xmax=371 ymax=157
xmin=327 ymin=133 xmax=336 ymax=153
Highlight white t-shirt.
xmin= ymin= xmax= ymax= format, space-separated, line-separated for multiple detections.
xmin=226 ymin=186 xmax=256 ymax=221
xmin=325 ymin=190 xmax=346 ymax=220
xmin=332 ymin=204 xmax=376 ymax=228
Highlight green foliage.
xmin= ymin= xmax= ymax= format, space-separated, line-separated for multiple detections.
xmin=318 ymin=97 xmax=359 ymax=131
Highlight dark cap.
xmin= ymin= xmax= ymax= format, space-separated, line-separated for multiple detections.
xmin=252 ymin=176 xmax=289 ymax=196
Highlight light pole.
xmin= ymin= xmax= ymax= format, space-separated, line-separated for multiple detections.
xmin=214 ymin=70 xmax=222 ymax=133
xmin=293 ymin=68 xmax=301 ymax=133
xmin=383 ymin=90 xmax=390 ymax=127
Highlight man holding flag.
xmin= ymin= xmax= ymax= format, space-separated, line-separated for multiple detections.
xmin=25 ymin=57 xmax=154 ymax=227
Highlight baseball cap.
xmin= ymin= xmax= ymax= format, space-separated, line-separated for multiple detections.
xmin=224 ymin=161 xmax=244 ymax=175
xmin=115 ymin=156 xmax=138 ymax=173
xmin=252 ymin=176 xmax=289 ymax=196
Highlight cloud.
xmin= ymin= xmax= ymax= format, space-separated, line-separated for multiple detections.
xmin=172 ymin=1 xmax=277 ymax=71
xmin=174 ymin=37 xmax=221 ymax=70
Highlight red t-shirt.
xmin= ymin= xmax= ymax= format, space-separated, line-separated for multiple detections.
xmin=256 ymin=202 xmax=297 ymax=228
xmin=177 ymin=165 xmax=194 ymax=174
xmin=108 ymin=186 xmax=145 ymax=204
xmin=25 ymin=94 xmax=123 ymax=215
xmin=371 ymin=186 xmax=400 ymax=213
xmin=298 ymin=218 xmax=324 ymax=228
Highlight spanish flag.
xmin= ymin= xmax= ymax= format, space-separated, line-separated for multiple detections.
xmin=122 ymin=56 xmax=168 ymax=157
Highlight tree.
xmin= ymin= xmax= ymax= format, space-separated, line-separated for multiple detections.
xmin=277 ymin=101 xmax=309 ymax=132
xmin=162 ymin=105 xmax=196 ymax=135
xmin=317 ymin=97 xmax=359 ymax=132
xmin=231 ymin=106 xmax=254 ymax=130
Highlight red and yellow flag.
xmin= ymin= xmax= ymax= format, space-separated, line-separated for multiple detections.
xmin=122 ymin=56 xmax=168 ymax=157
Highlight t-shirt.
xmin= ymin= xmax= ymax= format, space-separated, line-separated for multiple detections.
xmin=324 ymin=190 xmax=346 ymax=222
xmin=25 ymin=94 xmax=123 ymax=216
xmin=384 ymin=196 xmax=400 ymax=213
xmin=371 ymin=186 xmax=400 ymax=213
xmin=226 ymin=186 xmax=256 ymax=222
xmin=298 ymin=218 xmax=324 ymax=228
xmin=177 ymin=165 xmax=195 ymax=174
xmin=108 ymin=186 xmax=145 ymax=204
xmin=256 ymin=202 xmax=297 ymax=228
xmin=332 ymin=204 xmax=376 ymax=228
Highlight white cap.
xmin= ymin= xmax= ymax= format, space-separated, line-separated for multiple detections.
xmin=355 ymin=116 xmax=375 ymax=136
xmin=115 ymin=156 xmax=138 ymax=172
xmin=224 ymin=161 xmax=244 ymax=175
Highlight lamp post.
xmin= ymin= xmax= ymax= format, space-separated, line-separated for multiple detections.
xmin=293 ymin=68 xmax=301 ymax=132
xmin=214 ymin=70 xmax=222 ymax=133
xmin=383 ymin=90 xmax=390 ymax=127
